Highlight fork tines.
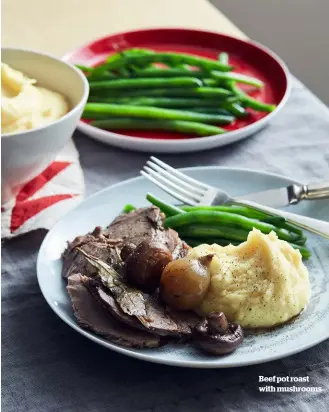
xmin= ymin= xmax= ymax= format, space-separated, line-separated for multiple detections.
xmin=141 ymin=156 xmax=208 ymax=206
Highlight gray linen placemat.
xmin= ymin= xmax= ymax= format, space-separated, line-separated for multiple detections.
xmin=2 ymin=78 xmax=329 ymax=412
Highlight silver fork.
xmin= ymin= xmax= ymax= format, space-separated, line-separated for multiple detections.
xmin=141 ymin=157 xmax=329 ymax=239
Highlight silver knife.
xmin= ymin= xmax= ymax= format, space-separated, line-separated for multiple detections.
xmin=238 ymin=181 xmax=329 ymax=208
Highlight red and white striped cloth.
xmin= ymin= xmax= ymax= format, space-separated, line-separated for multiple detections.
xmin=1 ymin=139 xmax=84 ymax=239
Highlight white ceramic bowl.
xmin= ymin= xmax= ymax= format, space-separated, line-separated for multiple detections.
xmin=1 ymin=48 xmax=89 ymax=205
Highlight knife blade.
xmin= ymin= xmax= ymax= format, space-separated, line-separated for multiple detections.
xmin=237 ymin=186 xmax=292 ymax=208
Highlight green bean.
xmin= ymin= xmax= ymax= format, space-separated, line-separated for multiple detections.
xmin=211 ymin=71 xmax=264 ymax=88
xmin=130 ymin=68 xmax=209 ymax=78
xmin=89 ymin=87 xmax=232 ymax=99
xmin=91 ymin=118 xmax=226 ymax=135
xmin=89 ymin=97 xmax=227 ymax=108
xmin=181 ymin=205 xmax=307 ymax=240
xmin=89 ymin=77 xmax=203 ymax=90
xmin=292 ymin=236 xmax=307 ymax=246
xmin=227 ymin=102 xmax=249 ymax=117
xmin=83 ymin=103 xmax=236 ymax=124
xmin=106 ymin=48 xmax=155 ymax=63
xmin=144 ymin=195 xmax=308 ymax=254
xmin=186 ymin=108 xmax=233 ymax=116
xmin=89 ymin=51 xmax=154 ymax=80
xmin=164 ymin=210 xmax=299 ymax=242
xmin=88 ymin=72 xmax=117 ymax=81
xmin=182 ymin=100 xmax=248 ymax=118
xmin=99 ymin=52 xmax=233 ymax=73
xmin=181 ymin=205 xmax=274 ymax=220
xmin=203 ymin=79 xmax=218 ymax=87
xmin=290 ymin=244 xmax=311 ymax=259
xmin=100 ymin=49 xmax=156 ymax=75
xmin=217 ymin=54 xmax=235 ymax=95
xmin=91 ymin=67 xmax=206 ymax=80
xmin=149 ymin=197 xmax=268 ymax=221
xmin=239 ymin=94 xmax=276 ymax=113
xmin=86 ymin=104 xmax=232 ymax=118
xmin=75 ymin=64 xmax=94 ymax=73
xmin=76 ymin=65 xmax=117 ymax=80
xmin=229 ymin=83 xmax=276 ymax=112
xmin=262 ymin=216 xmax=287 ymax=226
xmin=146 ymin=193 xmax=184 ymax=216
xmin=218 ymin=52 xmax=229 ymax=65
xmin=176 ymin=224 xmax=250 ymax=242
xmin=118 ymin=67 xmax=132 ymax=76
xmin=122 ymin=204 xmax=136 ymax=213
xmin=173 ymin=64 xmax=191 ymax=69
xmin=185 ymin=102 xmax=248 ymax=118
xmin=89 ymin=97 xmax=236 ymax=117
xmin=279 ymin=222 xmax=304 ymax=238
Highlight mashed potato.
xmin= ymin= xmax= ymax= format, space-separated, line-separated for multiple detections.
xmin=1 ymin=63 xmax=69 ymax=134
xmin=188 ymin=229 xmax=310 ymax=328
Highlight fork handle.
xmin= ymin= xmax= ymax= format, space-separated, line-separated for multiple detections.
xmin=237 ymin=200 xmax=329 ymax=240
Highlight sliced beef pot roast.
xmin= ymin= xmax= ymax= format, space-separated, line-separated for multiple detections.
xmin=67 ymin=274 xmax=162 ymax=348
xmin=62 ymin=207 xmax=188 ymax=279
xmin=84 ymin=277 xmax=199 ymax=338
xmin=63 ymin=207 xmax=195 ymax=347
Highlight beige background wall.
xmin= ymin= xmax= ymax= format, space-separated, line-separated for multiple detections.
xmin=211 ymin=0 xmax=329 ymax=104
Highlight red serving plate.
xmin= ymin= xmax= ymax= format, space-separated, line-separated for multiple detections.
xmin=64 ymin=28 xmax=290 ymax=151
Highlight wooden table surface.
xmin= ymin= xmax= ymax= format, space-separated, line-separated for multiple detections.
xmin=2 ymin=0 xmax=246 ymax=56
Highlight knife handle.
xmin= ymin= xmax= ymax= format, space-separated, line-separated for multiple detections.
xmin=303 ymin=181 xmax=329 ymax=200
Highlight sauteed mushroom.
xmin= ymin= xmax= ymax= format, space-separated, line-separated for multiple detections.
xmin=124 ymin=240 xmax=172 ymax=292
xmin=120 ymin=243 xmax=137 ymax=262
xmin=193 ymin=312 xmax=244 ymax=355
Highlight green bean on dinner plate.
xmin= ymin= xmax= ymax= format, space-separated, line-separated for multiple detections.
xmin=89 ymin=97 xmax=237 ymax=115
xmin=146 ymin=193 xmax=185 ymax=216
xmin=164 ymin=210 xmax=300 ymax=242
xmin=76 ymin=64 xmax=94 ymax=73
xmin=97 ymin=52 xmax=233 ymax=73
xmin=128 ymin=67 xmax=209 ymax=78
xmin=91 ymin=118 xmax=226 ymax=136
xmin=218 ymin=52 xmax=229 ymax=66
xmin=229 ymin=83 xmax=276 ymax=112
xmin=176 ymin=224 xmax=250 ymax=242
xmin=181 ymin=205 xmax=277 ymax=220
xmin=211 ymin=71 xmax=264 ymax=88
xmin=122 ymin=204 xmax=137 ymax=213
xmin=83 ymin=103 xmax=237 ymax=124
xmin=89 ymin=87 xmax=232 ymax=99
xmin=146 ymin=194 xmax=310 ymax=257
xmin=89 ymin=77 xmax=203 ymax=90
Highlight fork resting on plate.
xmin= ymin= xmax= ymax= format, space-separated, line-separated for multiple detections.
xmin=141 ymin=157 xmax=329 ymax=240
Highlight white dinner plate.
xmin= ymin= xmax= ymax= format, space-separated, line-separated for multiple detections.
xmin=37 ymin=167 xmax=329 ymax=368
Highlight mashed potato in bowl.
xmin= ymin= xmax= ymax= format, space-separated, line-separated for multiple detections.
xmin=188 ymin=229 xmax=310 ymax=328
xmin=1 ymin=63 xmax=69 ymax=134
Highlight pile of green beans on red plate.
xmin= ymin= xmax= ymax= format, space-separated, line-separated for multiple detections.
xmin=77 ymin=49 xmax=277 ymax=137
xmin=122 ymin=194 xmax=311 ymax=259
